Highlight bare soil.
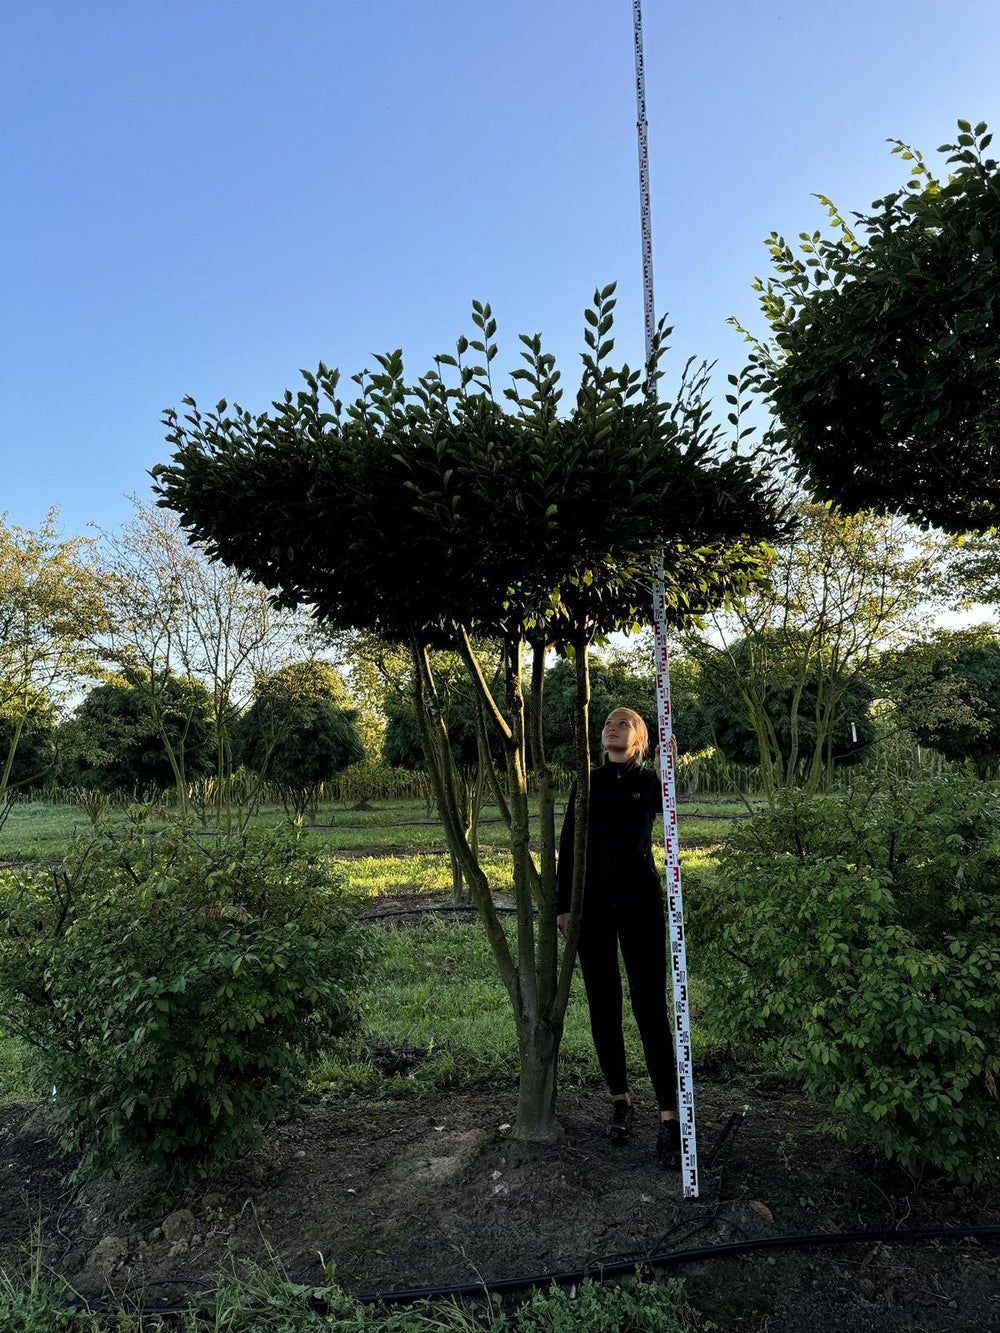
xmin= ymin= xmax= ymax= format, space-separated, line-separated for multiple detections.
xmin=2 ymin=1076 xmax=998 ymax=1330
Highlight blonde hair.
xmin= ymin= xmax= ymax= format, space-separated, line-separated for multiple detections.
xmin=603 ymin=708 xmax=649 ymax=763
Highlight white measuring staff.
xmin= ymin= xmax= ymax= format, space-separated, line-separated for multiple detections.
xmin=632 ymin=0 xmax=699 ymax=1198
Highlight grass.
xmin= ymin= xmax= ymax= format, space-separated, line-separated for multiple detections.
xmin=0 ymin=1252 xmax=710 ymax=1330
xmin=0 ymin=796 xmax=736 ymax=1327
xmin=0 ymin=793 xmax=752 ymax=867
xmin=0 ymin=795 xmax=737 ymax=1109
xmin=315 ymin=915 xmax=715 ymax=1100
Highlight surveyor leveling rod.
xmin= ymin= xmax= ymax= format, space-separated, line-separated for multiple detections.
xmin=632 ymin=0 xmax=699 ymax=1198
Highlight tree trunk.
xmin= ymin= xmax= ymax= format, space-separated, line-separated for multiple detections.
xmin=512 ymin=1016 xmax=563 ymax=1142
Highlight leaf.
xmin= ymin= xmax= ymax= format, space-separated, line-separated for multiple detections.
xmin=749 ymin=1200 xmax=774 ymax=1222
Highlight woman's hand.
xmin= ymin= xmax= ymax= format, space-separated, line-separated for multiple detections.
xmin=654 ymin=736 xmax=678 ymax=773
xmin=557 ymin=912 xmax=570 ymax=941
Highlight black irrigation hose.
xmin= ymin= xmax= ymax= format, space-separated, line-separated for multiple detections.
xmin=358 ymin=904 xmax=519 ymax=922
xmin=67 ymin=1226 xmax=1000 ymax=1320
xmin=348 ymin=1224 xmax=1000 ymax=1306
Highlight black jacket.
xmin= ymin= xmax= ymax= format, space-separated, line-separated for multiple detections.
xmin=556 ymin=759 xmax=662 ymax=913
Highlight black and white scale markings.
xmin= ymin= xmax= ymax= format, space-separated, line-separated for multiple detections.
xmin=633 ymin=0 xmax=699 ymax=1198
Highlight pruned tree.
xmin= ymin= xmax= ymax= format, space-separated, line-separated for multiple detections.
xmin=153 ymin=288 xmax=787 ymax=1140
xmin=888 ymin=627 xmax=1000 ymax=775
xmin=735 ymin=122 xmax=1000 ymax=533
xmin=235 ymin=660 xmax=364 ymax=817
xmin=60 ymin=672 xmax=216 ymax=794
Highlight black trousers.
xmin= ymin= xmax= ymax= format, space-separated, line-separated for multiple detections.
xmin=576 ymin=884 xmax=677 ymax=1112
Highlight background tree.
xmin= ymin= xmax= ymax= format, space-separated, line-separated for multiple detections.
xmin=0 ymin=511 xmax=109 ymax=802
xmin=0 ymin=706 xmax=57 ymax=796
xmin=97 ymin=500 xmax=306 ymax=816
xmin=736 ymin=122 xmax=999 ymax=533
xmin=60 ymin=673 xmax=216 ymax=794
xmin=235 ymin=661 xmax=364 ymax=816
xmin=683 ymin=502 xmax=947 ymax=795
xmin=700 ymin=631 xmax=877 ymax=771
xmin=154 ymin=289 xmax=788 ymax=1140
xmin=890 ymin=628 xmax=1000 ymax=774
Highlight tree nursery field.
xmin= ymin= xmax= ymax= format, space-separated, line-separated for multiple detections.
xmin=0 ymin=793 xmax=997 ymax=1331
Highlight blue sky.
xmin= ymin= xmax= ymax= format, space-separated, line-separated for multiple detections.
xmin=3 ymin=0 xmax=999 ymax=538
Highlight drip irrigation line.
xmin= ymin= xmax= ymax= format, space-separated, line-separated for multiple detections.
xmin=67 ymin=1225 xmax=1000 ymax=1320
xmin=358 ymin=904 xmax=519 ymax=922
xmin=64 ymin=1107 xmax=1000 ymax=1324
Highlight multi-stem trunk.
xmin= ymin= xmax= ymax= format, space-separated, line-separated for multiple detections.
xmin=414 ymin=630 xmax=593 ymax=1143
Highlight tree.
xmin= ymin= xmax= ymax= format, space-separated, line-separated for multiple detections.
xmin=700 ymin=632 xmax=877 ymax=771
xmin=736 ymin=122 xmax=1000 ymax=533
xmin=96 ymin=501 xmax=309 ymax=819
xmin=0 ymin=511 xmax=109 ymax=802
xmin=892 ymin=628 xmax=1000 ymax=774
xmin=61 ymin=673 xmax=216 ymax=794
xmin=0 ymin=707 xmax=56 ymax=795
xmin=235 ymin=661 xmax=364 ymax=815
xmin=154 ymin=288 xmax=787 ymax=1140
xmin=682 ymin=503 xmax=947 ymax=794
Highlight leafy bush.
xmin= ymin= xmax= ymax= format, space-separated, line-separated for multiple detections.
xmin=689 ymin=779 xmax=1000 ymax=1181
xmin=0 ymin=827 xmax=375 ymax=1181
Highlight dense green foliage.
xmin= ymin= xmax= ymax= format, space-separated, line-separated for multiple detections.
xmin=59 ymin=674 xmax=216 ymax=792
xmin=154 ymin=293 xmax=786 ymax=646
xmin=900 ymin=635 xmax=1000 ymax=774
xmin=0 ymin=711 xmax=55 ymax=794
xmin=236 ymin=661 xmax=365 ymax=787
xmin=700 ymin=634 xmax=876 ymax=771
xmin=742 ymin=123 xmax=1000 ymax=532
xmin=690 ymin=779 xmax=1000 ymax=1181
xmin=0 ymin=828 xmax=373 ymax=1180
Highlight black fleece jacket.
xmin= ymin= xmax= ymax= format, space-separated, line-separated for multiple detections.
xmin=556 ymin=758 xmax=662 ymax=914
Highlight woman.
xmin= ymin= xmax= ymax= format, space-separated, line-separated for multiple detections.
xmin=556 ymin=707 xmax=681 ymax=1168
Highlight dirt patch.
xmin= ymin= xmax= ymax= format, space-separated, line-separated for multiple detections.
xmin=1 ymin=1081 xmax=997 ymax=1329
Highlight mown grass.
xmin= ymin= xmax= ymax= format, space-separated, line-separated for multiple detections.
xmin=316 ymin=915 xmax=713 ymax=1100
xmin=0 ymin=794 xmax=751 ymax=865
xmin=0 ymin=797 xmax=734 ymax=1109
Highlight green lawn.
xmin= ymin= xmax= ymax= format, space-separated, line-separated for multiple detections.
xmin=0 ymin=794 xmax=740 ymax=1107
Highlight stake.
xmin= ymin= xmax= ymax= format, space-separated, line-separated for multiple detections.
xmin=632 ymin=0 xmax=699 ymax=1198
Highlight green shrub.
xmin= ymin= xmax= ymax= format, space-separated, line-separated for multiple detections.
xmin=0 ymin=827 xmax=375 ymax=1181
xmin=689 ymin=778 xmax=1000 ymax=1182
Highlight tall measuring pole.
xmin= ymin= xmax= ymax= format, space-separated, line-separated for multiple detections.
xmin=632 ymin=0 xmax=699 ymax=1198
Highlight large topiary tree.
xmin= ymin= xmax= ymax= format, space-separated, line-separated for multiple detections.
xmin=235 ymin=660 xmax=364 ymax=814
xmin=154 ymin=289 xmax=788 ymax=1140
xmin=61 ymin=672 xmax=216 ymax=794
xmin=737 ymin=122 xmax=1000 ymax=533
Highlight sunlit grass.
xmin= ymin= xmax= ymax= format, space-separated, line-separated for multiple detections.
xmin=0 ymin=803 xmax=735 ymax=1107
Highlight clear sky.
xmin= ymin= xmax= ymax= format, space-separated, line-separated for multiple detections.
xmin=3 ymin=0 xmax=999 ymax=538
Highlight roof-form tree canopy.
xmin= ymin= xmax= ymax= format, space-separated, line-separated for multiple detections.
xmin=738 ymin=123 xmax=999 ymax=534
xmin=154 ymin=288 xmax=789 ymax=644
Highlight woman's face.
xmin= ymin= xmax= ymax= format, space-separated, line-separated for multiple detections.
xmin=602 ymin=710 xmax=639 ymax=756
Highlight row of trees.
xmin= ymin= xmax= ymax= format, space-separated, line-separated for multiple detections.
xmin=7 ymin=493 xmax=1000 ymax=810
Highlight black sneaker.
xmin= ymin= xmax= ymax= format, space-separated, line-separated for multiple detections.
xmin=606 ymin=1100 xmax=634 ymax=1144
xmin=657 ymin=1117 xmax=682 ymax=1170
